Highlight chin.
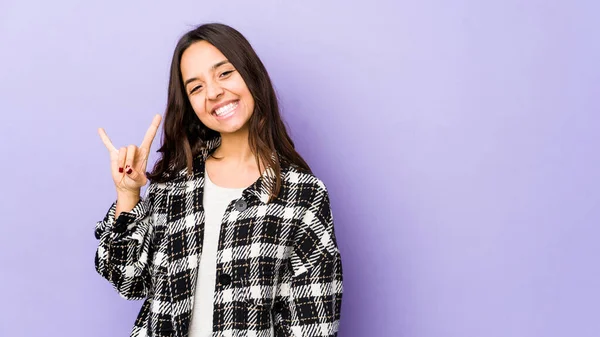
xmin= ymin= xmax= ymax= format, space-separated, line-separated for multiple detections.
xmin=220 ymin=125 xmax=249 ymax=135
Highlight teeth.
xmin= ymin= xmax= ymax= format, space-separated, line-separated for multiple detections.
xmin=215 ymin=101 xmax=238 ymax=116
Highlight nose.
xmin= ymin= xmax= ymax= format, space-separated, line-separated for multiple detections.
xmin=205 ymin=80 xmax=224 ymax=100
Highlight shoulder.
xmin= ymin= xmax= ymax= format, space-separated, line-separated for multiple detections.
xmin=280 ymin=164 xmax=329 ymax=199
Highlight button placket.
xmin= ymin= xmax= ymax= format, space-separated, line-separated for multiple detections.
xmin=234 ymin=199 xmax=248 ymax=212
xmin=218 ymin=272 xmax=232 ymax=286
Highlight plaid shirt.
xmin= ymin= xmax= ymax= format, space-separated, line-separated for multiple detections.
xmin=94 ymin=137 xmax=343 ymax=337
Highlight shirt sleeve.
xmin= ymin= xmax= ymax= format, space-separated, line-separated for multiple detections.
xmin=94 ymin=184 xmax=155 ymax=300
xmin=274 ymin=181 xmax=344 ymax=337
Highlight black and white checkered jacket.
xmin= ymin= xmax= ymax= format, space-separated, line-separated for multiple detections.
xmin=94 ymin=137 xmax=343 ymax=337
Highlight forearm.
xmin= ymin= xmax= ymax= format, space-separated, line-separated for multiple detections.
xmin=94 ymin=196 xmax=154 ymax=300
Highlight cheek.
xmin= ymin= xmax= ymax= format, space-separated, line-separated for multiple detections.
xmin=189 ymin=96 xmax=208 ymax=116
xmin=236 ymin=87 xmax=254 ymax=112
xmin=245 ymin=93 xmax=255 ymax=114
xmin=246 ymin=97 xmax=255 ymax=114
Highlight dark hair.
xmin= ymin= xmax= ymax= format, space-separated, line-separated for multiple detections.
xmin=146 ymin=23 xmax=311 ymax=201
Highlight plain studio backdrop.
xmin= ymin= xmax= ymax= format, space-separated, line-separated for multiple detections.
xmin=0 ymin=0 xmax=598 ymax=336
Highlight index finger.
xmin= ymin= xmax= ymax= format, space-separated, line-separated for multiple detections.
xmin=98 ymin=128 xmax=118 ymax=153
xmin=139 ymin=114 xmax=162 ymax=152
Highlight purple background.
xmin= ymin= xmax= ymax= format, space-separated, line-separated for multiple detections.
xmin=1 ymin=0 xmax=598 ymax=336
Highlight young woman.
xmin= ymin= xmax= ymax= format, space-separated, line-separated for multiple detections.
xmin=94 ymin=23 xmax=343 ymax=337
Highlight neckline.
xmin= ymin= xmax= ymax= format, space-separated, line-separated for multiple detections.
xmin=204 ymin=168 xmax=247 ymax=192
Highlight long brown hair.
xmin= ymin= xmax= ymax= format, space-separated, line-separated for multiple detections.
xmin=146 ymin=23 xmax=311 ymax=201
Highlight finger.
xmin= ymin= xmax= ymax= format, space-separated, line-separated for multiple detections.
xmin=117 ymin=147 xmax=127 ymax=174
xmin=125 ymin=145 xmax=137 ymax=173
xmin=140 ymin=114 xmax=162 ymax=154
xmin=125 ymin=164 xmax=142 ymax=181
xmin=98 ymin=128 xmax=118 ymax=153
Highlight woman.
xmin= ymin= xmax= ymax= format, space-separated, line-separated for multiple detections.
xmin=94 ymin=23 xmax=343 ymax=337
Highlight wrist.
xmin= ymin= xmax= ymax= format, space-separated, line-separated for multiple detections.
xmin=116 ymin=190 xmax=140 ymax=203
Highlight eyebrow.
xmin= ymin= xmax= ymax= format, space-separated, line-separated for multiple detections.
xmin=183 ymin=60 xmax=231 ymax=87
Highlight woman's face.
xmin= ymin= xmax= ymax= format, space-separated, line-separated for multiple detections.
xmin=180 ymin=41 xmax=255 ymax=135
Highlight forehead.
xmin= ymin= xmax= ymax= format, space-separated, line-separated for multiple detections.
xmin=180 ymin=41 xmax=228 ymax=75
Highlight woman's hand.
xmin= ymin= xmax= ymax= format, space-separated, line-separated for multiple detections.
xmin=98 ymin=114 xmax=162 ymax=197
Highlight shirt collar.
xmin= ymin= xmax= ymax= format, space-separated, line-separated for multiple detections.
xmin=173 ymin=135 xmax=276 ymax=204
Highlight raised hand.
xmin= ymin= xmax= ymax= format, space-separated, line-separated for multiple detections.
xmin=98 ymin=114 xmax=162 ymax=197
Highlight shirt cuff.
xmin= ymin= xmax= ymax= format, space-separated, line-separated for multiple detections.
xmin=94 ymin=197 xmax=149 ymax=239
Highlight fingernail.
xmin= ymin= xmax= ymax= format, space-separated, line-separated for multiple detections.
xmin=126 ymin=168 xmax=133 ymax=174
xmin=119 ymin=167 xmax=124 ymax=173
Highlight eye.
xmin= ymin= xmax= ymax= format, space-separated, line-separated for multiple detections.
xmin=220 ymin=70 xmax=234 ymax=78
xmin=189 ymin=85 xmax=203 ymax=94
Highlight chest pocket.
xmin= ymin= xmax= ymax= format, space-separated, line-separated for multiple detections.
xmin=236 ymin=210 xmax=296 ymax=307
xmin=148 ymin=186 xmax=171 ymax=276
xmin=148 ymin=212 xmax=172 ymax=302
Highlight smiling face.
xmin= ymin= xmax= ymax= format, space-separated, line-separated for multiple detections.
xmin=180 ymin=40 xmax=255 ymax=135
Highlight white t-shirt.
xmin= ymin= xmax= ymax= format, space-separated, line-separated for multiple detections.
xmin=188 ymin=169 xmax=245 ymax=337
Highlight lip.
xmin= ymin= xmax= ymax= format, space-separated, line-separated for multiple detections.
xmin=211 ymin=99 xmax=239 ymax=115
